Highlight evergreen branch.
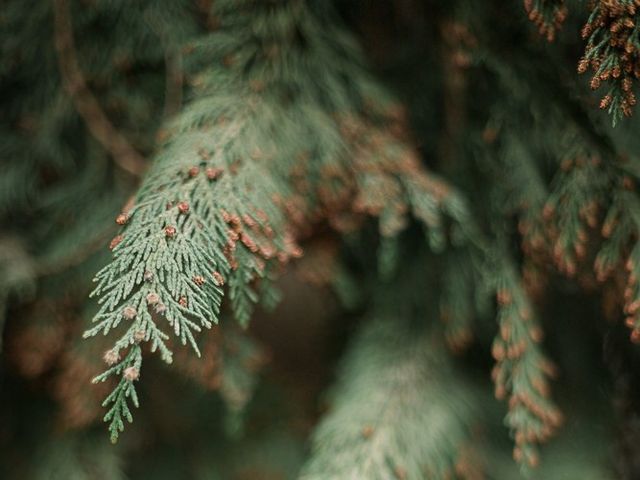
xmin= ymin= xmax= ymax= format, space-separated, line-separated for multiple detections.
xmin=95 ymin=345 xmax=142 ymax=444
xmin=596 ymin=187 xmax=640 ymax=343
xmin=344 ymin=114 xmax=472 ymax=251
xmin=491 ymin=262 xmax=563 ymax=471
xmin=523 ymin=0 xmax=568 ymax=42
xmin=300 ymin=318 xmax=481 ymax=480
xmin=85 ymin=0 xmax=475 ymax=442
xmin=52 ymin=0 xmax=147 ymax=176
xmin=543 ymin=149 xmax=611 ymax=277
xmin=85 ymin=63 xmax=300 ymax=440
xmin=578 ymin=0 xmax=640 ymax=125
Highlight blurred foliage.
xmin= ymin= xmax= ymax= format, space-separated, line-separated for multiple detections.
xmin=3 ymin=0 xmax=640 ymax=478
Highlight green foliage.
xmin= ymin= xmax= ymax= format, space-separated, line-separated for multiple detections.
xmin=300 ymin=317 xmax=481 ymax=480
xmin=578 ymin=0 xmax=640 ymax=125
xmin=85 ymin=0 xmax=477 ymax=441
xmin=6 ymin=0 xmax=640 ymax=478
xmin=490 ymin=261 xmax=562 ymax=471
xmin=523 ymin=0 xmax=568 ymax=42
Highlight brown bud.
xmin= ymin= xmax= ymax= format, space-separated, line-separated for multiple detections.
xmin=626 ymin=258 xmax=634 ymax=271
xmin=116 ymin=213 xmax=130 ymax=225
xmin=206 ymin=167 xmax=223 ymax=180
xmin=240 ymin=232 xmax=258 ymax=252
xmin=394 ymin=466 xmax=407 ymax=480
xmin=578 ymin=58 xmax=589 ymax=74
xmin=513 ymin=446 xmax=523 ymax=463
xmin=193 ymin=275 xmax=205 ymax=286
xmin=361 ymin=425 xmax=374 ymax=439
xmin=109 ymin=235 xmax=124 ymax=250
xmin=123 ymin=366 xmax=140 ymax=381
xmin=529 ymin=326 xmax=543 ymax=343
xmin=178 ymin=201 xmax=190 ymax=214
xmin=146 ymin=292 xmax=160 ymax=305
xmin=495 ymin=384 xmax=506 ymax=400
xmin=123 ymin=306 xmax=137 ymax=320
xmin=627 ymin=299 xmax=640 ymax=314
xmin=497 ymin=289 xmax=512 ymax=305
xmin=133 ymin=330 xmax=145 ymax=343
xmin=165 ymin=226 xmax=177 ymax=238
xmin=492 ymin=342 xmax=506 ymax=360
xmin=103 ymin=349 xmax=119 ymax=365
xmin=212 ymin=271 xmax=225 ymax=286
xmin=613 ymin=66 xmax=622 ymax=78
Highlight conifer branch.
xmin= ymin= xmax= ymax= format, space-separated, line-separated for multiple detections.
xmin=85 ymin=71 xmax=300 ymax=441
xmin=52 ymin=0 xmax=147 ymax=177
xmin=578 ymin=0 xmax=640 ymax=125
xmin=491 ymin=262 xmax=563 ymax=470
xmin=84 ymin=0 xmax=474 ymax=441
xmin=5 ymin=0 xmax=637 ymax=474
xmin=524 ymin=0 xmax=568 ymax=42
xmin=300 ymin=317 xmax=482 ymax=480
xmin=596 ymin=184 xmax=640 ymax=343
xmin=543 ymin=149 xmax=610 ymax=277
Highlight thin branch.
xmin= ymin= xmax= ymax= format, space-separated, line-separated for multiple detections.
xmin=52 ymin=0 xmax=147 ymax=177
